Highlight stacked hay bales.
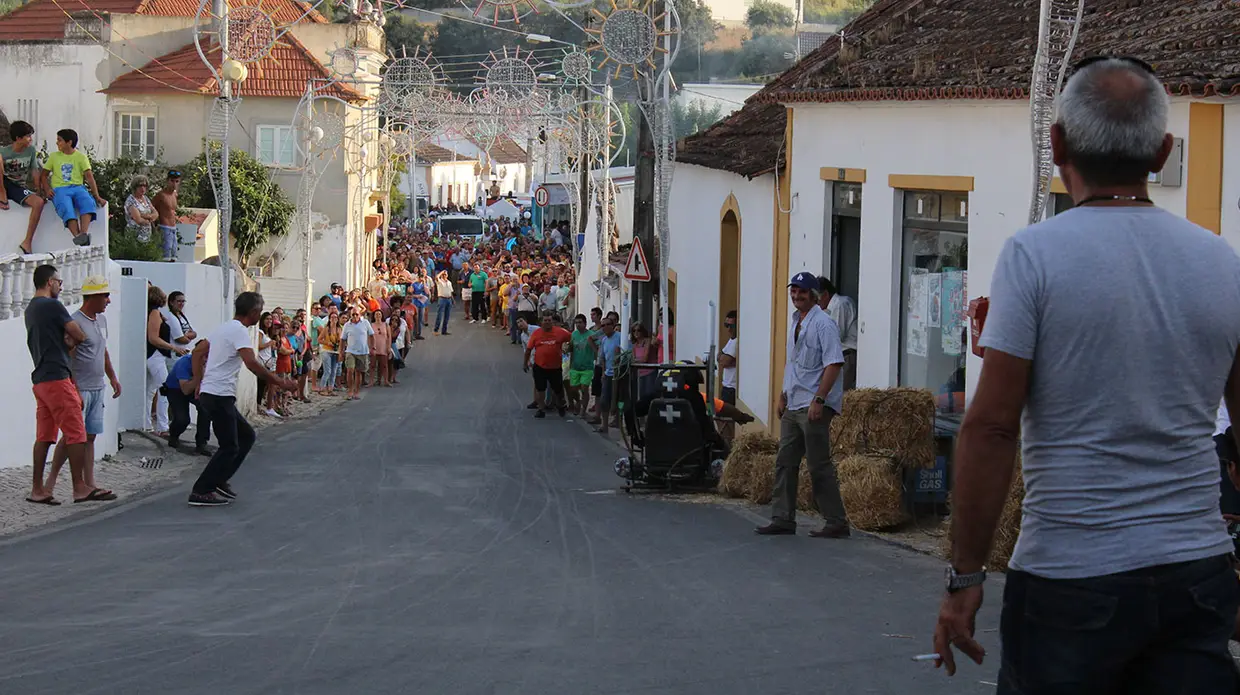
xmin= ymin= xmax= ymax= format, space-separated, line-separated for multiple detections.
xmin=941 ymin=450 xmax=1024 ymax=569
xmin=831 ymin=388 xmax=936 ymax=531
xmin=718 ymin=430 xmax=816 ymax=510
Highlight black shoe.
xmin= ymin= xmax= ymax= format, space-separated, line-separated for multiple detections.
xmin=414 ymin=335 xmax=425 ymax=341
xmin=754 ymin=522 xmax=796 ymax=536
xmin=441 ymin=331 xmax=450 ymax=336
xmin=188 ymin=491 xmax=229 ymax=506
xmin=527 ymin=401 xmax=538 ymax=410
xmin=557 ymin=408 xmax=567 ymax=417
xmin=167 ymin=437 xmax=181 ymax=449
xmin=534 ymin=410 xmax=546 ymax=419
xmin=215 ymin=482 xmax=237 ymax=500
xmin=194 ymin=444 xmax=214 ymax=457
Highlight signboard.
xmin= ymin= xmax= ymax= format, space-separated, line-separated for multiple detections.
xmin=914 ymin=455 xmax=949 ymax=503
xmin=623 ymin=237 xmax=652 ymax=282
xmin=534 ymin=186 xmax=550 ymax=208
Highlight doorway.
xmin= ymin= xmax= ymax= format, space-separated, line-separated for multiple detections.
xmin=719 ymin=205 xmax=740 ymax=391
xmin=828 ymin=182 xmax=862 ymax=307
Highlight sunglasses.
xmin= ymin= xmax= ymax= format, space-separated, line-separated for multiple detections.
xmin=1070 ymin=55 xmax=1155 ymax=76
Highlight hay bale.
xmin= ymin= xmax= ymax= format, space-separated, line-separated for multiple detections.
xmin=797 ymin=464 xmax=814 ymax=512
xmin=718 ymin=431 xmax=779 ymax=498
xmin=941 ymin=450 xmax=1024 ymax=569
xmin=838 ymin=454 xmax=910 ymax=531
xmin=743 ymin=453 xmax=777 ymax=505
xmin=834 ymin=388 xmax=935 ymax=470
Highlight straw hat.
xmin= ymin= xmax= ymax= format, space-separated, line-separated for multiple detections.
xmin=81 ymin=275 xmax=110 ymax=296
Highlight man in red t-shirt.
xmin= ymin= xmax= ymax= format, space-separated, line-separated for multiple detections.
xmin=523 ymin=313 xmax=571 ymax=418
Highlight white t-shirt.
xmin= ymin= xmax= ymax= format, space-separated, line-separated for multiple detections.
xmin=1216 ymin=399 xmax=1231 ymax=437
xmin=200 ymin=319 xmax=253 ymax=398
xmin=721 ymin=337 xmax=738 ymax=389
xmin=341 ymin=319 xmax=374 ymax=355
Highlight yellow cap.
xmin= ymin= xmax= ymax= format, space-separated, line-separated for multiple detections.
xmin=81 ymin=275 xmax=110 ymax=296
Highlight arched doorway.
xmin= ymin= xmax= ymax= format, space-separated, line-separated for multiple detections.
xmin=719 ymin=196 xmax=741 ymax=390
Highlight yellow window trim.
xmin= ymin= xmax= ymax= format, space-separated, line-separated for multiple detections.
xmin=819 ymin=167 xmax=867 ymax=183
xmin=1187 ymin=103 xmax=1224 ymax=235
xmin=888 ymin=174 xmax=975 ymax=192
xmin=1050 ymin=177 xmax=1068 ymax=195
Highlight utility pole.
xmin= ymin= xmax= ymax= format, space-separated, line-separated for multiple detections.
xmin=213 ymin=0 xmax=231 ymax=302
xmin=631 ymin=71 xmax=658 ymax=327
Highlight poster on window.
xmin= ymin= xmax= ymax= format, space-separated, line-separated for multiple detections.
xmin=941 ymin=269 xmax=967 ymax=355
xmin=927 ymin=272 xmax=942 ymax=328
xmin=907 ymin=270 xmax=930 ymax=358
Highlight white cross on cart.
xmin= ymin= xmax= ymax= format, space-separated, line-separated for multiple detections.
xmin=662 ymin=377 xmax=678 ymax=393
xmin=659 ymin=405 xmax=682 ymax=424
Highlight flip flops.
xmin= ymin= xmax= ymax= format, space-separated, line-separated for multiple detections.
xmin=74 ymin=488 xmax=117 ymax=503
xmin=18 ymin=244 xmax=31 ymax=255
xmin=25 ymin=496 xmax=61 ymax=506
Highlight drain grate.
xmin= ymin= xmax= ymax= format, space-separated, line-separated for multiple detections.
xmin=138 ymin=457 xmax=164 ymax=470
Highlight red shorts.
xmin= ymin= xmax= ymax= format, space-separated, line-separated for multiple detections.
xmin=33 ymin=378 xmax=87 ymax=445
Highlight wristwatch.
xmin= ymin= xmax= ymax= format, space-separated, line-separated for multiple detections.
xmin=945 ymin=566 xmax=986 ymax=593
xmin=813 ymin=396 xmax=826 ymax=405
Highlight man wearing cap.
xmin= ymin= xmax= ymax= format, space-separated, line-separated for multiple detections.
xmin=35 ymin=271 xmax=119 ymax=504
xmin=756 ymin=271 xmax=849 ymax=538
xmin=152 ymin=170 xmax=181 ymax=262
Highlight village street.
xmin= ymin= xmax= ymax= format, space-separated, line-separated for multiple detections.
xmin=0 ymin=324 xmax=1000 ymax=694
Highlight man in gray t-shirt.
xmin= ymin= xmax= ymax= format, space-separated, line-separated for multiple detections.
xmin=44 ymin=275 xmax=120 ymax=502
xmin=934 ymin=60 xmax=1240 ymax=692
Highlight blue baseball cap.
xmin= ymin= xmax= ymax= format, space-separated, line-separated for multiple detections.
xmin=788 ymin=272 xmax=818 ymax=291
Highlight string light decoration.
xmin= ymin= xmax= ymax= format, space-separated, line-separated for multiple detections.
xmin=382 ymin=46 xmax=441 ymax=112
xmin=479 ymin=46 xmax=543 ymax=105
xmin=224 ymin=5 xmax=277 ymax=62
xmin=560 ymin=48 xmax=593 ymax=83
xmin=586 ymin=0 xmax=672 ymax=79
xmin=328 ymin=45 xmax=362 ymax=80
xmin=461 ymin=0 xmax=537 ymax=24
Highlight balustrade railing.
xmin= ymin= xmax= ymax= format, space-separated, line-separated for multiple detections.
xmin=0 ymin=245 xmax=107 ymax=320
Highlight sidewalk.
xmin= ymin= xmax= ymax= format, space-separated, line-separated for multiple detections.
xmin=0 ymin=392 xmax=347 ymax=540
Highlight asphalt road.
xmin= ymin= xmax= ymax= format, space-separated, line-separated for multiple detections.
xmin=0 ymin=318 xmax=1002 ymax=694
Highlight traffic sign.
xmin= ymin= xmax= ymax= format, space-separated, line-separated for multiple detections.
xmin=534 ymin=186 xmax=550 ymax=207
xmin=623 ymin=237 xmax=652 ymax=282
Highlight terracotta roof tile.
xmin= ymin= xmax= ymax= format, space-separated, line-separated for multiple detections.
xmin=416 ymin=142 xmax=475 ymax=164
xmin=756 ymin=0 xmax=1240 ymax=105
xmin=0 ymin=0 xmax=323 ymax=42
xmin=101 ymin=33 xmax=364 ymax=101
xmin=676 ymin=102 xmax=787 ymax=179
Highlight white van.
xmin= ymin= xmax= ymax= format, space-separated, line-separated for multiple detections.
xmin=438 ymin=214 xmax=487 ymax=242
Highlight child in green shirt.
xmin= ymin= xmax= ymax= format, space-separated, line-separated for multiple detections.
xmin=41 ymin=128 xmax=105 ymax=246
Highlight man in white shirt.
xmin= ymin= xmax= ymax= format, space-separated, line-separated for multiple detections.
xmin=339 ymin=307 xmax=374 ymax=400
xmin=817 ymin=277 xmax=857 ymax=391
xmin=756 ymin=272 xmax=848 ymax=539
xmin=719 ymin=310 xmax=738 ymax=405
xmin=188 ymin=291 xmax=295 ymax=507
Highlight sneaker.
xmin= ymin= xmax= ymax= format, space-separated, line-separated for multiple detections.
xmin=265 ymin=408 xmax=282 ymax=418
xmin=194 ymin=445 xmax=213 ymax=457
xmin=534 ymin=409 xmax=546 ymax=419
xmin=215 ymin=482 xmax=237 ymax=500
xmin=72 ymin=233 xmax=91 ymax=247
xmin=557 ymin=407 xmax=567 ymax=418
xmin=167 ymin=437 xmax=181 ymax=449
xmin=527 ymin=401 xmax=538 ymax=410
xmin=188 ymin=491 xmax=229 ymax=506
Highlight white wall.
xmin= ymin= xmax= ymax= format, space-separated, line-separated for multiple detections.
xmin=258 ymin=276 xmax=313 ymax=314
xmin=0 ymin=203 xmax=110 ymax=256
xmin=668 ymin=163 xmax=775 ymax=422
xmin=1221 ymin=103 xmax=1240 ymax=251
xmin=787 ymin=99 xmax=1194 ymax=400
xmin=0 ymin=43 xmax=110 ymax=154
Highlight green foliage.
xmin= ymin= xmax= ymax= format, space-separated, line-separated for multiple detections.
xmin=612 ymin=98 xmax=723 ymax=165
xmin=177 ymin=144 xmax=294 ymax=266
xmin=88 ymin=153 xmax=175 ymax=261
xmin=802 ymin=0 xmax=874 ymax=25
xmin=383 ymin=14 xmax=433 ymax=55
xmin=0 ymin=0 xmax=22 ymax=17
xmin=738 ymin=32 xmax=795 ymax=77
xmin=745 ymin=0 xmax=794 ymax=34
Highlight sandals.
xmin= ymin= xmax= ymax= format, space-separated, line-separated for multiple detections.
xmin=74 ymin=488 xmax=117 ymax=503
xmin=18 ymin=244 xmax=31 ymax=255
xmin=25 ymin=496 xmax=61 ymax=506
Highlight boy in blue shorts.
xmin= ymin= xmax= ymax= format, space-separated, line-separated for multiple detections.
xmin=41 ymin=128 xmax=105 ymax=247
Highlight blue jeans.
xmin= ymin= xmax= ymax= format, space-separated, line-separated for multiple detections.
xmin=435 ymin=298 xmax=452 ymax=332
xmin=508 ymin=307 xmax=519 ymax=343
xmin=318 ymin=352 xmax=340 ymax=390
xmin=997 ymin=554 xmax=1240 ymax=694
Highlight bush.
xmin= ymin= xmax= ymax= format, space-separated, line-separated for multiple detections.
xmin=109 ymin=231 xmax=163 ymax=262
xmin=177 ymin=144 xmax=293 ymax=266
xmin=88 ymin=153 xmax=177 ymax=261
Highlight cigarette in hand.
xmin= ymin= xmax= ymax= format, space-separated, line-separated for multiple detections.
xmin=911 ymin=654 xmax=940 ymax=662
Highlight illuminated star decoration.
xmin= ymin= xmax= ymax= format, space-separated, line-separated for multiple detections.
xmin=477 ymin=46 xmax=544 ymax=106
xmin=585 ymin=0 xmax=673 ymax=80
xmin=466 ymin=0 xmax=538 ymax=25
xmin=196 ymin=0 xmax=290 ymax=65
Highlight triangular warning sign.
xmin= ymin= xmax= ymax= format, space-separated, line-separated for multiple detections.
xmin=624 ymin=238 xmax=652 ymax=282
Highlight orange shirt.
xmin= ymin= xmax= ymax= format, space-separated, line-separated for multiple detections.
xmin=527 ymin=326 xmax=571 ymax=370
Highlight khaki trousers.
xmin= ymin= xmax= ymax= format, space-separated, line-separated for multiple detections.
xmin=770 ymin=407 xmax=847 ymax=526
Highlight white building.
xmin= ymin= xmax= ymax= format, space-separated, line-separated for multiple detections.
xmin=0 ymin=0 xmax=389 ymax=302
xmin=652 ymin=0 xmax=1240 ymax=433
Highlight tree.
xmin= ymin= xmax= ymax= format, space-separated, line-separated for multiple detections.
xmin=177 ymin=145 xmax=295 ymax=266
xmin=802 ymin=0 xmax=874 ymax=25
xmin=384 ymin=14 xmax=434 ymax=55
xmin=670 ymin=99 xmax=723 ymax=138
xmin=746 ymin=0 xmax=794 ymax=34
xmin=90 ymin=153 xmax=175 ymax=261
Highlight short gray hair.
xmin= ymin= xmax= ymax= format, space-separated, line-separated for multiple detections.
xmin=129 ymin=174 xmax=150 ymax=192
xmin=1055 ymin=58 xmax=1169 ymax=185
